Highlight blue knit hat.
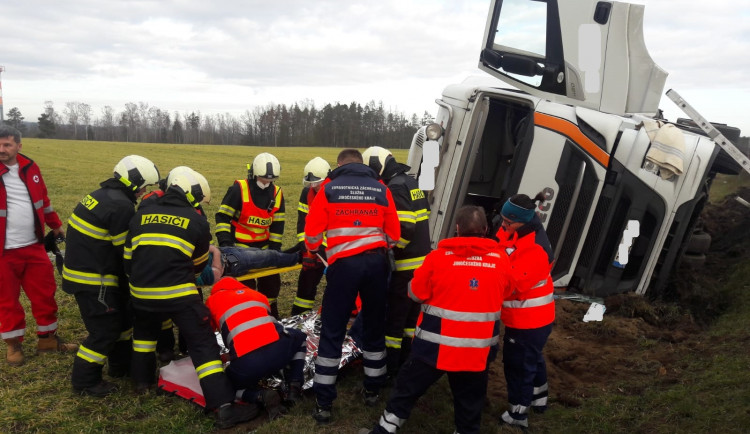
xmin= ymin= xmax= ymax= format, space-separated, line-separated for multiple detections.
xmin=501 ymin=198 xmax=535 ymax=223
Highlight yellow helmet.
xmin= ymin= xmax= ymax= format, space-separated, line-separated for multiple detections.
xmin=166 ymin=166 xmax=211 ymax=206
xmin=362 ymin=146 xmax=393 ymax=176
xmin=113 ymin=155 xmax=160 ymax=192
xmin=303 ymin=157 xmax=331 ymax=187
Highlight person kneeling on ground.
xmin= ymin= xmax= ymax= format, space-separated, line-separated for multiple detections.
xmin=206 ymin=277 xmax=307 ymax=415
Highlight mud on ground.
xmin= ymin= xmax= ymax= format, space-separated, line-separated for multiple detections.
xmin=486 ymin=187 xmax=750 ymax=409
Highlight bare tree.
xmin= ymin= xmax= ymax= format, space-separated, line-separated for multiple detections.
xmin=99 ymin=106 xmax=116 ymax=141
xmin=64 ymin=101 xmax=80 ymax=139
xmin=78 ymin=102 xmax=92 ymax=140
xmin=121 ymin=102 xmax=139 ymax=142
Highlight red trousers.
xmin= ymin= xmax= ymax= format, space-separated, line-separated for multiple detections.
xmin=0 ymin=243 xmax=59 ymax=341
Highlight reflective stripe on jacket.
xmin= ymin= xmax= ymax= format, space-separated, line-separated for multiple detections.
xmin=409 ymin=236 xmax=510 ymax=371
xmin=304 ymin=163 xmax=400 ymax=265
xmin=206 ymin=286 xmax=279 ymax=358
xmin=62 ymin=179 xmax=136 ymax=294
xmin=496 ymin=217 xmax=555 ymax=329
xmin=124 ymin=190 xmax=211 ymax=311
xmin=386 ymin=169 xmax=431 ymax=271
xmin=0 ymin=153 xmax=63 ymax=255
xmin=296 ymin=186 xmax=327 ymax=247
xmin=215 ymin=178 xmax=285 ymax=249
xmin=232 ymin=180 xmax=283 ymax=244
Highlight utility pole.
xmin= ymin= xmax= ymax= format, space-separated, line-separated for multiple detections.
xmin=0 ymin=65 xmax=5 ymax=124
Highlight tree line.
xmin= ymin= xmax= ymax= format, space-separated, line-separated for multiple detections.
xmin=4 ymin=100 xmax=435 ymax=149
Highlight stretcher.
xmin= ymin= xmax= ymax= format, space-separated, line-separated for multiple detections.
xmin=234 ymin=263 xmax=302 ymax=280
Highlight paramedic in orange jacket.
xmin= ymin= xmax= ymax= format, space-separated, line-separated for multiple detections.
xmin=205 ymin=277 xmax=307 ymax=409
xmin=367 ymin=205 xmax=511 ymax=434
xmin=304 ymin=149 xmax=400 ymax=424
xmin=495 ymin=193 xmax=555 ymax=430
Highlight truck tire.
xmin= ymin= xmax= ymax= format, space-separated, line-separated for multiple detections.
xmin=685 ymin=231 xmax=711 ymax=254
xmin=680 ymin=252 xmax=706 ymax=269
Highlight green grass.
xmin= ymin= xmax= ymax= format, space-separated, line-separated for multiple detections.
xmin=709 ymin=171 xmax=750 ymax=202
xmin=2 ymin=139 xmax=749 ymax=433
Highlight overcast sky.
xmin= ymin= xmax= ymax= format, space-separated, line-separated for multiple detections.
xmin=2 ymin=0 xmax=749 ymax=135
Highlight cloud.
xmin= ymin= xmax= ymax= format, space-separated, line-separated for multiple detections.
xmin=1 ymin=0 xmax=748 ymax=134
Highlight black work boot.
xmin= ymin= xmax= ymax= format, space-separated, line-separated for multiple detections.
xmin=312 ymin=402 xmax=332 ymax=425
xmin=74 ymin=380 xmax=118 ymax=398
xmin=284 ymin=381 xmax=303 ymax=407
xmin=214 ymin=402 xmax=258 ymax=429
xmin=361 ymin=388 xmax=379 ymax=407
xmin=257 ymin=389 xmax=285 ymax=420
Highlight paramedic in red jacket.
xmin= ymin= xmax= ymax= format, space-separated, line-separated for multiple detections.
xmin=0 ymin=125 xmax=78 ymax=367
xmin=367 ymin=205 xmax=510 ymax=434
xmin=205 ymin=277 xmax=307 ymax=409
xmin=495 ymin=193 xmax=555 ymax=430
xmin=304 ymin=149 xmax=400 ymax=424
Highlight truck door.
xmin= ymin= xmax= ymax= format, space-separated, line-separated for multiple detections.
xmin=479 ymin=0 xmax=667 ymax=116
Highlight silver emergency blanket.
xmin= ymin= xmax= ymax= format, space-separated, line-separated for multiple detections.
xmin=215 ymin=311 xmax=362 ymax=390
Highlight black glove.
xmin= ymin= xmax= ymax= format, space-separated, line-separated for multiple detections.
xmin=283 ymin=241 xmax=304 ymax=254
xmin=43 ymin=231 xmax=58 ymax=253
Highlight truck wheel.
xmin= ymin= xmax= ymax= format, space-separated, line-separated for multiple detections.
xmin=685 ymin=231 xmax=711 ymax=254
xmin=681 ymin=252 xmax=706 ymax=269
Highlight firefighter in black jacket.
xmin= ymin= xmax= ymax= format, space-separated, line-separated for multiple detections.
xmin=363 ymin=146 xmax=431 ymax=377
xmin=63 ymin=155 xmax=159 ymax=397
xmin=125 ymin=167 xmax=256 ymax=429
xmin=215 ymin=152 xmax=286 ymax=319
xmin=290 ymin=156 xmax=331 ymax=315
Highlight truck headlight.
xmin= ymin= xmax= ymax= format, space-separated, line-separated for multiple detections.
xmin=425 ymin=123 xmax=443 ymax=141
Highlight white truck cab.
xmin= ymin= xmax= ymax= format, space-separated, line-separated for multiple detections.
xmin=408 ymin=0 xmax=742 ymax=297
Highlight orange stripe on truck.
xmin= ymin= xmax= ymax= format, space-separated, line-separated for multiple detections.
xmin=534 ymin=113 xmax=610 ymax=167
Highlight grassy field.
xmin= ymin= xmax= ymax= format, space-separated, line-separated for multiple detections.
xmin=1 ymin=139 xmax=749 ymax=433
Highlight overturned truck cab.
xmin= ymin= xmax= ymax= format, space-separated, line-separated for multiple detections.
xmin=407 ymin=0 xmax=743 ymax=298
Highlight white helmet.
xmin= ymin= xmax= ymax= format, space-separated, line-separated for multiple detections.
xmin=114 ymin=155 xmax=160 ymax=192
xmin=303 ymin=157 xmax=331 ymax=187
xmin=251 ymin=152 xmax=281 ymax=180
xmin=167 ymin=166 xmax=211 ymax=206
xmin=362 ymin=146 xmax=393 ymax=176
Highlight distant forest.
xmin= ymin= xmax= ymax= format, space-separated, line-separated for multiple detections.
xmin=4 ymin=99 xmax=435 ymax=149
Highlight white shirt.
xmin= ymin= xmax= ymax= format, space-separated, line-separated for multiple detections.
xmin=3 ymin=163 xmax=37 ymax=249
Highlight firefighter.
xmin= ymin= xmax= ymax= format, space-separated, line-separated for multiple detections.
xmin=63 ymin=155 xmax=159 ymax=397
xmin=362 ymin=146 xmax=431 ymax=377
xmin=290 ymin=156 xmax=331 ymax=316
xmin=215 ymin=152 xmax=286 ymax=319
xmin=205 ymin=277 xmax=307 ymax=411
xmin=305 ymin=149 xmax=400 ymax=425
xmin=125 ymin=167 xmax=256 ymax=429
xmin=364 ymin=205 xmax=511 ymax=434
xmin=495 ymin=193 xmax=555 ymax=430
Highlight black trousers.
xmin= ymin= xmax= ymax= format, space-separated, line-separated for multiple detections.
xmin=291 ymin=263 xmax=325 ymax=316
xmin=313 ymin=251 xmax=389 ymax=408
xmin=375 ymin=357 xmax=489 ymax=434
xmin=384 ymin=269 xmax=419 ymax=375
xmin=131 ymin=301 xmax=235 ymax=409
xmin=503 ymin=324 xmax=552 ymax=425
xmin=71 ymin=289 xmax=131 ymax=388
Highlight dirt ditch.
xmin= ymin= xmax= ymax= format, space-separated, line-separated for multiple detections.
xmin=486 ymin=187 xmax=750 ymax=409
